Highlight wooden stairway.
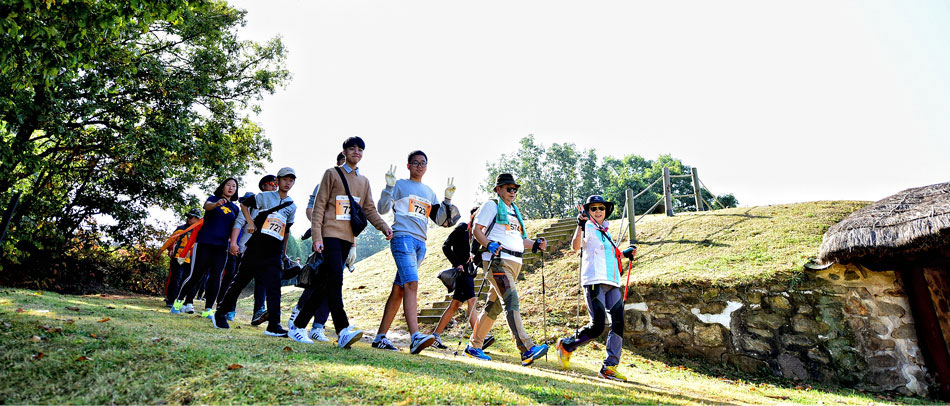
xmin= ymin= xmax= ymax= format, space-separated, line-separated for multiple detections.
xmin=417 ymin=218 xmax=577 ymax=324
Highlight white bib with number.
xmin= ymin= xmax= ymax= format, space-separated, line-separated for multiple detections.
xmin=335 ymin=195 xmax=360 ymax=220
xmin=260 ymin=214 xmax=287 ymax=241
xmin=406 ymin=195 xmax=432 ymax=220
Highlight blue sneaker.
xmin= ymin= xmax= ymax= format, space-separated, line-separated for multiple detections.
xmin=225 ymin=311 xmax=235 ymax=321
xmin=337 ymin=326 xmax=363 ymax=349
xmin=170 ymin=299 xmax=183 ymax=314
xmin=465 ymin=344 xmax=491 ymax=361
xmin=410 ymin=333 xmax=436 ymax=355
xmin=521 ymin=344 xmax=548 ymax=366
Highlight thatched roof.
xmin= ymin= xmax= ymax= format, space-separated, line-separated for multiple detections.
xmin=818 ymin=182 xmax=950 ymax=265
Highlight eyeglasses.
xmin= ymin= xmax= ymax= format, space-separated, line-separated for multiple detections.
xmin=505 ymin=187 xmax=519 ymax=194
xmin=409 ymin=161 xmax=427 ymax=167
xmin=589 ymin=206 xmax=606 ymax=212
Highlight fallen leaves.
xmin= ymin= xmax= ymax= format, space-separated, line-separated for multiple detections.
xmin=65 ymin=306 xmax=80 ymax=311
xmin=89 ymin=333 xmax=98 ymax=339
xmin=39 ymin=325 xmax=62 ymax=334
xmin=97 ymin=318 xmax=110 ymax=323
xmin=227 ymin=363 xmax=243 ymax=370
xmin=151 ymin=337 xmax=163 ymax=344
xmin=32 ymin=352 xmax=45 ymax=360
xmin=15 ymin=308 xmax=24 ymax=313
xmin=282 ymin=346 xmax=295 ymax=353
xmin=76 ymin=356 xmax=90 ymax=362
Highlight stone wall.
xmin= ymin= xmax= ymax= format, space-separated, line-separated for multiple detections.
xmin=923 ymin=267 xmax=950 ymax=355
xmin=622 ymin=263 xmax=930 ymax=397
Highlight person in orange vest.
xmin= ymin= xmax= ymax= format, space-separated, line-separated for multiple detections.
xmin=161 ymin=208 xmax=202 ymax=307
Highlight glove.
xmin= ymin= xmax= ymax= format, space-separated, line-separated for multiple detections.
xmin=622 ymin=246 xmax=637 ymax=260
xmin=487 ymin=241 xmax=501 ymax=255
xmin=444 ymin=177 xmax=456 ymax=200
xmin=532 ymin=238 xmax=542 ymax=253
xmin=385 ymin=164 xmax=396 ymax=187
xmin=176 ymin=257 xmax=185 ymax=265
xmin=346 ymin=249 xmax=356 ymax=272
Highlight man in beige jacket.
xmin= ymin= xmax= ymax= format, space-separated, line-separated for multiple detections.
xmin=289 ymin=136 xmax=393 ymax=348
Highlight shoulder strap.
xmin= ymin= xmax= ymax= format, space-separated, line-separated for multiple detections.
xmin=260 ymin=200 xmax=293 ymax=217
xmin=334 ymin=167 xmax=355 ymax=200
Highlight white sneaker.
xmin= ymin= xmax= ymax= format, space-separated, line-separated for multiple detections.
xmin=289 ymin=324 xmax=314 ymax=344
xmin=337 ymin=326 xmax=363 ymax=349
xmin=288 ymin=306 xmax=300 ymax=326
xmin=309 ymin=326 xmax=330 ymax=342
xmin=182 ymin=303 xmax=195 ymax=314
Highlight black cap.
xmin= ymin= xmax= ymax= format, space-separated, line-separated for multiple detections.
xmin=494 ymin=173 xmax=520 ymax=188
xmin=258 ymin=175 xmax=276 ymax=190
xmin=185 ymin=208 xmax=203 ymax=219
xmin=342 ymin=136 xmax=365 ymax=150
xmin=583 ymin=195 xmax=615 ymax=218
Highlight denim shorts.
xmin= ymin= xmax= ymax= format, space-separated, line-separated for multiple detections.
xmin=391 ymin=235 xmax=427 ymax=286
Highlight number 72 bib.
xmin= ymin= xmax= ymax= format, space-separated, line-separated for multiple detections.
xmin=336 ymin=195 xmax=361 ymax=220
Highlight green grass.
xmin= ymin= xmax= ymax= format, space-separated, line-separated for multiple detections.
xmin=1 ymin=201 xmax=928 ymax=404
xmin=0 ymin=288 xmax=916 ymax=404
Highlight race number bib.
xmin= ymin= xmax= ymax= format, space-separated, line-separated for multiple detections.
xmin=260 ymin=214 xmax=287 ymax=241
xmin=406 ymin=195 xmax=432 ymax=220
xmin=505 ymin=214 xmax=522 ymax=236
xmin=336 ymin=195 xmax=360 ymax=220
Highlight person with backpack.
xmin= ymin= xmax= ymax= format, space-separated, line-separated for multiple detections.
xmin=212 ymin=168 xmax=298 ymax=337
xmin=465 ymin=173 xmax=549 ymax=366
xmin=227 ymin=174 xmax=277 ymax=324
xmin=161 ymin=208 xmax=202 ymax=307
xmin=429 ymin=207 xmax=483 ymax=350
xmin=554 ymin=195 xmax=636 ymax=382
xmin=290 ymin=136 xmax=393 ymax=348
xmin=171 ymin=178 xmax=240 ymax=315
xmin=370 ymin=150 xmax=459 ymax=354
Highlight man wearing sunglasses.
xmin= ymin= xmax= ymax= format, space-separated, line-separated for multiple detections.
xmin=465 ymin=173 xmax=549 ymax=366
xmin=372 ymin=150 xmax=460 ymax=354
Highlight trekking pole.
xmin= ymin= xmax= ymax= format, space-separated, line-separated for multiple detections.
xmin=454 ymin=253 xmax=497 ymax=356
xmin=622 ymin=246 xmax=637 ymax=301
xmin=540 ymin=249 xmax=547 ymax=361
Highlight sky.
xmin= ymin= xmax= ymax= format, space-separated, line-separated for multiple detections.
xmin=206 ymin=0 xmax=950 ymax=225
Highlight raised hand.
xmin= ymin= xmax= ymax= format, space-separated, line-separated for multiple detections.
xmin=385 ymin=164 xmax=397 ymax=187
xmin=445 ymin=177 xmax=456 ymax=200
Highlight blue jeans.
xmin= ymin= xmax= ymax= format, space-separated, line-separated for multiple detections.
xmin=390 ymin=235 xmax=426 ymax=286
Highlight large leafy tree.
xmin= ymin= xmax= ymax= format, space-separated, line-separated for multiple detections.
xmin=0 ymin=1 xmax=288 ymax=273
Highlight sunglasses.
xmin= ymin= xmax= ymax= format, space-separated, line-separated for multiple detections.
xmin=505 ymin=187 xmax=519 ymax=194
xmin=409 ymin=161 xmax=427 ymax=167
xmin=589 ymin=206 xmax=606 ymax=212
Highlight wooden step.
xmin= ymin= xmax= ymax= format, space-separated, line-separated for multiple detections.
xmin=418 ymin=315 xmax=441 ymax=324
xmin=420 ymin=308 xmax=448 ymax=316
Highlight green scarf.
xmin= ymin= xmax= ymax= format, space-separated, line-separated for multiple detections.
xmin=494 ymin=198 xmax=527 ymax=239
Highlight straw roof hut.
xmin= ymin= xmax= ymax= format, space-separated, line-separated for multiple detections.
xmin=819 ymin=182 xmax=950 ymax=266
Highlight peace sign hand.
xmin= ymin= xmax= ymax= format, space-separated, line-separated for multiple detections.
xmin=385 ymin=165 xmax=397 ymax=187
xmin=445 ymin=177 xmax=456 ymax=199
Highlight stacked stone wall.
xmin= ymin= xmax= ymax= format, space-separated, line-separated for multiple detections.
xmin=923 ymin=267 xmax=950 ymax=355
xmin=622 ymin=264 xmax=929 ymax=397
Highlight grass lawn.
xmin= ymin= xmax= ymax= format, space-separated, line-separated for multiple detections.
xmin=0 ymin=201 xmax=928 ymax=404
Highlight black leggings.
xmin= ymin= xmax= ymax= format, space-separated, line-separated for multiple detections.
xmin=176 ymin=243 xmax=229 ymax=308
xmin=294 ymin=238 xmax=351 ymax=334
xmin=216 ymin=243 xmax=283 ymax=329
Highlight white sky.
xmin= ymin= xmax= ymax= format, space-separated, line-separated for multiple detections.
xmin=214 ymin=0 xmax=950 ymax=224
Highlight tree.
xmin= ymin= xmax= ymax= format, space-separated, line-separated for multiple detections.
xmin=0 ymin=1 xmax=288 ymax=282
xmin=481 ymin=136 xmax=738 ymax=220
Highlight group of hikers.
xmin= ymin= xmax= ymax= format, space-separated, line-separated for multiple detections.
xmin=160 ymin=136 xmax=637 ymax=382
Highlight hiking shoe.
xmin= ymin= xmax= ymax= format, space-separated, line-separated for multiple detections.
xmin=289 ymin=324 xmax=314 ymax=344
xmin=556 ymin=338 xmax=572 ymax=369
xmin=212 ymin=312 xmax=230 ymax=329
xmin=171 ymin=300 xmax=184 ymax=314
xmin=599 ymin=365 xmax=627 ymax=382
xmin=371 ymin=337 xmax=399 ymax=351
xmin=410 ymin=333 xmax=436 ymax=355
xmin=201 ymin=308 xmax=213 ymax=319
xmin=432 ymin=334 xmax=448 ymax=350
xmin=483 ymin=334 xmax=496 ymax=350
xmin=464 ymin=344 xmax=491 ymax=361
xmin=265 ymin=324 xmax=289 ymax=338
xmin=251 ymin=308 xmax=268 ymax=326
xmin=182 ymin=303 xmax=195 ymax=314
xmin=521 ymin=344 xmax=548 ymax=366
xmin=225 ymin=311 xmax=235 ymax=321
xmin=309 ymin=326 xmax=330 ymax=342
xmin=337 ymin=326 xmax=363 ymax=349
xmin=287 ymin=306 xmax=300 ymax=326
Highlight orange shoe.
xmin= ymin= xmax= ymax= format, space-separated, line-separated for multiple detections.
xmin=599 ymin=365 xmax=627 ymax=382
xmin=556 ymin=338 xmax=572 ymax=369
